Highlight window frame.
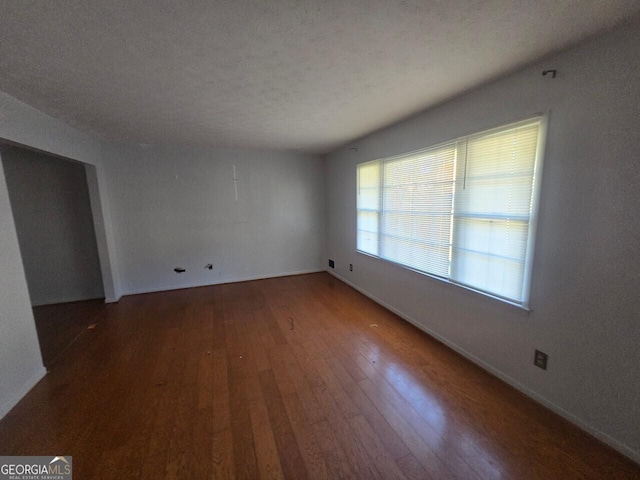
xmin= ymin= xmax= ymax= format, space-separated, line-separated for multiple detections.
xmin=356 ymin=115 xmax=547 ymax=310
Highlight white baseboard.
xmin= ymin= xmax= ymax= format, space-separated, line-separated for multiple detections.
xmin=0 ymin=366 xmax=47 ymax=420
xmin=124 ymin=268 xmax=325 ymax=297
xmin=31 ymin=294 xmax=104 ymax=307
xmin=326 ymin=269 xmax=640 ymax=465
xmin=32 ymin=294 xmax=121 ymax=305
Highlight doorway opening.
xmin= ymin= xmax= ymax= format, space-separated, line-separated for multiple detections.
xmin=1 ymin=144 xmax=107 ymax=367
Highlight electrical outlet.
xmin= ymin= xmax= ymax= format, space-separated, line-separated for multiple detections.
xmin=534 ymin=350 xmax=548 ymax=370
xmin=349 ymin=264 xmax=353 ymax=271
xmin=328 ymin=259 xmax=335 ymax=268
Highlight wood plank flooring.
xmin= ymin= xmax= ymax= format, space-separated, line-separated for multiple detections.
xmin=1 ymin=273 xmax=638 ymax=479
xmin=33 ymin=298 xmax=106 ymax=367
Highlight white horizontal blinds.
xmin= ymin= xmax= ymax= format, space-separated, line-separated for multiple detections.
xmin=355 ymin=117 xmax=543 ymax=306
xmin=357 ymin=160 xmax=381 ymax=256
xmin=380 ymin=143 xmax=456 ymax=277
xmin=451 ymin=119 xmax=541 ymax=302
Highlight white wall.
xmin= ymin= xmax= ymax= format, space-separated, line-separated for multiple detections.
xmin=103 ymin=144 xmax=325 ymax=295
xmin=325 ymin=21 xmax=640 ymax=461
xmin=2 ymin=146 xmax=104 ymax=306
xmin=0 ymin=154 xmax=46 ymax=419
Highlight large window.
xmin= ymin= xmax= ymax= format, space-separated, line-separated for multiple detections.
xmin=357 ymin=117 xmax=545 ymax=307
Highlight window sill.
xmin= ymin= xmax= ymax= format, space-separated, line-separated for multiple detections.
xmin=356 ymin=250 xmax=532 ymax=314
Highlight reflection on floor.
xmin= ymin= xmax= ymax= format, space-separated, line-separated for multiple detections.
xmin=33 ymin=298 xmax=106 ymax=368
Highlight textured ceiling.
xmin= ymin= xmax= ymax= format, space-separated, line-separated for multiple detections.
xmin=0 ymin=1 xmax=639 ymax=154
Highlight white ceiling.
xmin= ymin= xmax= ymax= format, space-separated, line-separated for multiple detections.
xmin=0 ymin=1 xmax=638 ymax=154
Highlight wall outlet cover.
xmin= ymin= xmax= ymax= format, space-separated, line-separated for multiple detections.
xmin=534 ymin=350 xmax=548 ymax=370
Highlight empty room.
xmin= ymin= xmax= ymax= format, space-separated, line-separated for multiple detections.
xmin=0 ymin=1 xmax=639 ymax=479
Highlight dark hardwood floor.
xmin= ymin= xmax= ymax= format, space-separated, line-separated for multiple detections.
xmin=1 ymin=273 xmax=638 ymax=479
xmin=33 ymin=298 xmax=106 ymax=368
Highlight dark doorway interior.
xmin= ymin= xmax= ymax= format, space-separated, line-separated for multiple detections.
xmin=2 ymin=145 xmax=105 ymax=368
